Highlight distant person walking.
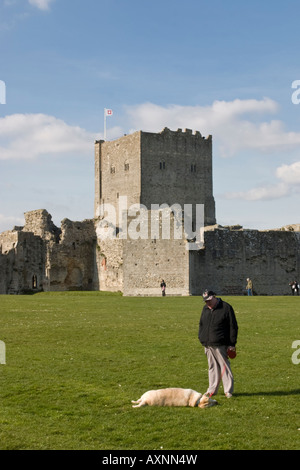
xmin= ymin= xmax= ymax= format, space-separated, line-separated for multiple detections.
xmin=246 ymin=278 xmax=253 ymax=296
xmin=160 ymin=279 xmax=166 ymax=297
xmin=289 ymin=280 xmax=299 ymax=296
xmin=198 ymin=290 xmax=238 ymax=398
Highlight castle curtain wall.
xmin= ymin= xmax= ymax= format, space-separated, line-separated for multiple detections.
xmin=1 ymin=129 xmax=299 ymax=296
xmin=195 ymin=228 xmax=300 ymax=296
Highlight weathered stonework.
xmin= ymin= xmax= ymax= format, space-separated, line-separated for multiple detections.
xmin=192 ymin=225 xmax=300 ymax=296
xmin=123 ymin=237 xmax=190 ymax=297
xmin=0 ymin=128 xmax=299 ymax=296
xmin=0 ymin=210 xmax=97 ymax=294
xmin=93 ymin=127 xmax=217 ymax=296
xmin=0 ymin=228 xmax=45 ymax=294
xmin=94 ymin=128 xmax=216 ymax=226
xmin=48 ymin=217 xmax=96 ymax=292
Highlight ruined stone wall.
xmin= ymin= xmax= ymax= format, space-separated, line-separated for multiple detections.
xmin=23 ymin=209 xmax=61 ymax=242
xmin=0 ymin=252 xmax=7 ymax=294
xmin=95 ymin=237 xmax=123 ymax=292
xmin=0 ymin=229 xmax=45 ymax=294
xmin=0 ymin=210 xmax=98 ymax=294
xmin=0 ymin=230 xmax=19 ymax=294
xmin=48 ymin=218 xmax=96 ymax=292
xmin=194 ymin=226 xmax=300 ymax=296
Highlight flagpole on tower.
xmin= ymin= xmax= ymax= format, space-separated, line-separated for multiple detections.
xmin=104 ymin=108 xmax=113 ymax=141
xmin=104 ymin=108 xmax=107 ymax=141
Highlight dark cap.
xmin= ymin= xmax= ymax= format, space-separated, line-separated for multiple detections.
xmin=202 ymin=290 xmax=216 ymax=302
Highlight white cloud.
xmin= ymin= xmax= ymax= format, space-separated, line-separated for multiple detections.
xmin=125 ymin=99 xmax=300 ymax=203
xmin=0 ymin=114 xmax=96 ymax=160
xmin=0 ymin=0 xmax=54 ymax=32
xmin=224 ymin=160 xmax=300 ymax=201
xmin=125 ymin=98 xmax=300 ymax=157
xmin=224 ymin=183 xmax=289 ymax=201
xmin=276 ymin=161 xmax=300 ymax=185
xmin=0 ymin=214 xmax=24 ymax=233
xmin=28 ymin=0 xmax=55 ymax=10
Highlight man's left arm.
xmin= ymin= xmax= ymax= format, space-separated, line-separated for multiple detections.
xmin=228 ymin=306 xmax=238 ymax=347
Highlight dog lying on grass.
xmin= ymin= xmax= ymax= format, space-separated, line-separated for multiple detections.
xmin=131 ymin=388 xmax=217 ymax=408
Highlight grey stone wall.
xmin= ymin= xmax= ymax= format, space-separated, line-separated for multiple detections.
xmin=95 ymin=237 xmax=123 ymax=292
xmin=48 ymin=218 xmax=96 ymax=291
xmin=94 ymin=131 xmax=142 ymax=223
xmin=194 ymin=226 xmax=300 ymax=296
xmin=0 ymin=210 xmax=97 ymax=294
xmin=140 ymin=128 xmax=216 ymax=226
xmin=123 ymin=238 xmax=189 ymax=296
xmin=0 ymin=229 xmax=45 ymax=294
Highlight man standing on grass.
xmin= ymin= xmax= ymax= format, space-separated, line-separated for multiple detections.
xmin=198 ymin=290 xmax=238 ymax=398
xmin=246 ymin=278 xmax=253 ymax=296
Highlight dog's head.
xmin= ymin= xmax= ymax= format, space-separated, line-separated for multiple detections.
xmin=198 ymin=395 xmax=218 ymax=408
xmin=190 ymin=392 xmax=203 ymax=407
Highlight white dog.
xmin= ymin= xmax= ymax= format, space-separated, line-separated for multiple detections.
xmin=131 ymin=388 xmax=217 ymax=408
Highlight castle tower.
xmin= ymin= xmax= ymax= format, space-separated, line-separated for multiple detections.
xmin=94 ymin=128 xmax=216 ymax=296
xmin=94 ymin=127 xmax=216 ymax=226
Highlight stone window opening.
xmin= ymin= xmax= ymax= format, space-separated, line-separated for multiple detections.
xmin=124 ymin=162 xmax=130 ymax=171
xmin=32 ymin=275 xmax=38 ymax=289
xmin=160 ymin=162 xmax=166 ymax=170
xmin=191 ymin=164 xmax=196 ymax=172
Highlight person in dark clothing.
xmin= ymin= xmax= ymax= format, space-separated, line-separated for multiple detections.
xmin=198 ymin=290 xmax=238 ymax=398
xmin=289 ymin=280 xmax=299 ymax=296
xmin=160 ymin=279 xmax=166 ymax=296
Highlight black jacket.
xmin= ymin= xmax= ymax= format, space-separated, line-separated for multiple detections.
xmin=198 ymin=298 xmax=238 ymax=347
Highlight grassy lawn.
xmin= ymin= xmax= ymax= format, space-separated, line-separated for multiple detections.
xmin=0 ymin=292 xmax=299 ymax=450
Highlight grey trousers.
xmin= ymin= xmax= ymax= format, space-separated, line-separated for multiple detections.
xmin=205 ymin=345 xmax=234 ymax=395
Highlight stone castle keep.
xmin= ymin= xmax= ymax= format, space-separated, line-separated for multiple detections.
xmin=0 ymin=127 xmax=299 ymax=296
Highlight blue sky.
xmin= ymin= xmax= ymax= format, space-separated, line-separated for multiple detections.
xmin=1 ymin=0 xmax=300 ymax=232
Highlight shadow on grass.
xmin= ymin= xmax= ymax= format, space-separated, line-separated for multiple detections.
xmin=235 ymin=389 xmax=300 ymax=397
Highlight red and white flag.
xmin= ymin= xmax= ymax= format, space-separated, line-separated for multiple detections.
xmin=105 ymin=108 xmax=113 ymax=116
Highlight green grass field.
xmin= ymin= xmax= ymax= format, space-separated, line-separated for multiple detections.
xmin=0 ymin=292 xmax=299 ymax=450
